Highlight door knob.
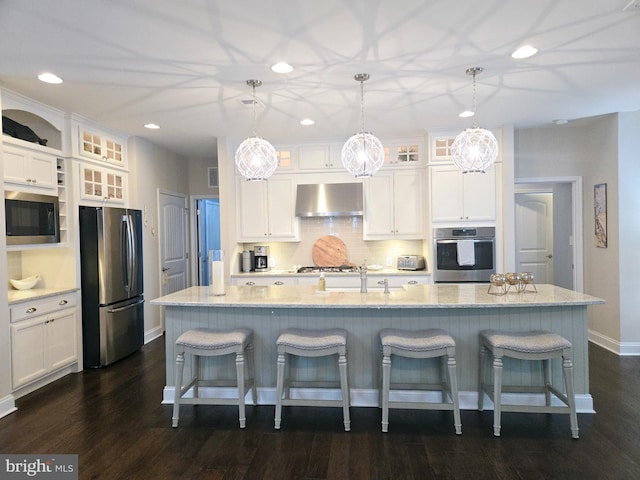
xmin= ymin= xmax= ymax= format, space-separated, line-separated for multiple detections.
xmin=546 ymin=254 xmax=553 ymax=259
xmin=162 ymin=267 xmax=170 ymax=272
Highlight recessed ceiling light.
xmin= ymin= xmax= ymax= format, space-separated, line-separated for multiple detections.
xmin=300 ymin=118 xmax=315 ymax=126
xmin=144 ymin=123 xmax=160 ymax=129
xmin=553 ymin=119 xmax=568 ymax=125
xmin=459 ymin=110 xmax=475 ymax=118
xmin=512 ymin=45 xmax=538 ymax=59
xmin=271 ymin=62 xmax=293 ymax=74
xmin=37 ymin=72 xmax=63 ymax=84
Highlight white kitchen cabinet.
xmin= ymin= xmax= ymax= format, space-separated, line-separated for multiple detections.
xmin=298 ymin=145 xmax=340 ymax=170
xmin=384 ymin=140 xmax=423 ymax=167
xmin=363 ymin=170 xmax=425 ymax=239
xmin=430 ymin=165 xmax=496 ymax=223
xmin=78 ymin=163 xmax=127 ymax=205
xmin=236 ymin=176 xmax=299 ymax=241
xmin=296 ymin=273 xmax=431 ymax=290
xmin=3 ymin=143 xmax=58 ymax=193
xmin=231 ymin=275 xmax=299 ymax=286
xmin=77 ymin=125 xmax=127 ymax=167
xmin=428 ymin=133 xmax=457 ymax=163
xmin=10 ymin=293 xmax=78 ymax=389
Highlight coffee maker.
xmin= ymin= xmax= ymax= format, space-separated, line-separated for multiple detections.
xmin=254 ymin=245 xmax=269 ymax=271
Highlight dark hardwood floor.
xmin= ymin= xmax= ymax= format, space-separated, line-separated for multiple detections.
xmin=1 ymin=336 xmax=640 ymax=479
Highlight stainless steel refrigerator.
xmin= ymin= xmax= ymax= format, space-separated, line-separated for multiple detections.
xmin=79 ymin=206 xmax=144 ymax=367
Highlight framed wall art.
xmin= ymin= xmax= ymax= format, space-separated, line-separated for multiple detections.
xmin=594 ymin=183 xmax=607 ymax=248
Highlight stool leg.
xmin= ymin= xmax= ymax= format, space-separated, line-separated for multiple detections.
xmin=338 ymin=351 xmax=351 ymax=432
xmin=236 ymin=350 xmax=247 ymax=429
xmin=274 ymin=351 xmax=285 ymax=429
xmin=381 ymin=352 xmax=391 ymax=433
xmin=543 ymin=358 xmax=552 ymax=406
xmin=447 ymin=354 xmax=462 ymax=435
xmin=193 ymin=354 xmax=200 ymax=398
xmin=492 ymin=355 xmax=503 ymax=437
xmin=562 ymin=355 xmax=579 ymax=439
xmin=478 ymin=344 xmax=487 ymax=411
xmin=172 ymin=351 xmax=185 ymax=427
xmin=247 ymin=343 xmax=258 ymax=406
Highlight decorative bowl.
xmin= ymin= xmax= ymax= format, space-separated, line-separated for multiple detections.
xmin=520 ymin=272 xmax=534 ymax=284
xmin=10 ymin=274 xmax=41 ymax=290
xmin=505 ymin=272 xmax=521 ymax=285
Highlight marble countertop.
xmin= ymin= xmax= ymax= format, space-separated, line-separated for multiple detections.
xmin=8 ymin=287 xmax=80 ymax=305
xmin=151 ymin=284 xmax=604 ymax=309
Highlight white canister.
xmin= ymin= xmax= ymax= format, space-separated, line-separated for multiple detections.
xmin=242 ymin=250 xmax=251 ymax=273
xmin=209 ymin=249 xmax=225 ymax=296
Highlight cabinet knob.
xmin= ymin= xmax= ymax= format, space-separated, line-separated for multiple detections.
xmin=274 ymin=281 xmax=284 ymax=285
xmin=26 ymin=307 xmax=37 ymax=314
xmin=59 ymin=299 xmax=68 ymax=305
xmin=408 ymin=280 xmax=418 ymax=285
xmin=246 ymin=281 xmax=255 ymax=286
xmin=377 ymin=280 xmax=385 ymax=285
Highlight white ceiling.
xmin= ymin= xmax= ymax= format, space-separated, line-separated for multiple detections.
xmin=1 ymin=0 xmax=639 ymax=159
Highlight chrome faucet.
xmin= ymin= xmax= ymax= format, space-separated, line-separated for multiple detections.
xmin=383 ymin=278 xmax=390 ymax=294
xmin=360 ymin=263 xmax=367 ymax=293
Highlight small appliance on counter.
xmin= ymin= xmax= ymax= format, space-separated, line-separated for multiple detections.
xmin=254 ymin=245 xmax=270 ymax=271
xmin=241 ymin=250 xmax=255 ymax=272
xmin=397 ymin=255 xmax=426 ymax=271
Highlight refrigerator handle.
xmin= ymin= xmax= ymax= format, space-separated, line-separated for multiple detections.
xmin=126 ymin=214 xmax=136 ymax=294
xmin=107 ymin=298 xmax=145 ymax=313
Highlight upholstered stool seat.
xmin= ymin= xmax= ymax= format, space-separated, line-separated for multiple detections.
xmin=274 ymin=328 xmax=350 ymax=431
xmin=172 ymin=328 xmax=257 ymax=428
xmin=478 ymin=329 xmax=578 ymax=438
xmin=380 ymin=328 xmax=462 ymax=434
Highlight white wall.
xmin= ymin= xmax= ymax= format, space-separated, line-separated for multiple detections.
xmin=515 ymin=114 xmax=621 ymax=348
xmin=127 ymin=137 xmax=189 ymax=341
xmin=617 ymin=111 xmax=640 ymax=351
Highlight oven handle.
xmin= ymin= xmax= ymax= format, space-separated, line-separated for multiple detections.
xmin=435 ymin=238 xmax=494 ymax=244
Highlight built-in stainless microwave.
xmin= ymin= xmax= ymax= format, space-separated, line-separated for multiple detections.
xmin=4 ymin=191 xmax=60 ymax=245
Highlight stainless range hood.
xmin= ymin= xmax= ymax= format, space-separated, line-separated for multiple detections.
xmin=295 ymin=183 xmax=363 ymax=217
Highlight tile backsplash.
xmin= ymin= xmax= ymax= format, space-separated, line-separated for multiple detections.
xmin=242 ymin=216 xmax=427 ymax=270
xmin=6 ymin=251 xmax=22 ymax=286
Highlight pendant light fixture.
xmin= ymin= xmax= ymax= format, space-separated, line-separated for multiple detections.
xmin=341 ymin=73 xmax=385 ymax=178
xmin=451 ymin=67 xmax=498 ymax=174
xmin=234 ymin=79 xmax=278 ymax=181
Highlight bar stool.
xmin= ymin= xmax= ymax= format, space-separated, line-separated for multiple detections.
xmin=172 ymin=327 xmax=257 ymax=428
xmin=274 ymin=328 xmax=350 ymax=431
xmin=380 ymin=328 xmax=462 ymax=434
xmin=478 ymin=329 xmax=579 ymax=439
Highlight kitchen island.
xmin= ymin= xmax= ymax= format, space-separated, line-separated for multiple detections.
xmin=151 ymin=284 xmax=603 ymax=411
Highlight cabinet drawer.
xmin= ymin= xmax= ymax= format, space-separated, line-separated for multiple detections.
xmin=10 ymin=294 xmax=77 ymax=323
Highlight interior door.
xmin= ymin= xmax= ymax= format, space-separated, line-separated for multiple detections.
xmin=159 ymin=191 xmax=188 ymax=296
xmin=515 ymin=193 xmax=553 ymax=283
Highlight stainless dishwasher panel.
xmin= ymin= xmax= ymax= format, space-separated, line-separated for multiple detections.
xmin=98 ymin=297 xmax=144 ymax=366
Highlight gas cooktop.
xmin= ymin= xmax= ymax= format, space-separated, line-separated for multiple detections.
xmin=296 ymin=266 xmax=359 ymax=274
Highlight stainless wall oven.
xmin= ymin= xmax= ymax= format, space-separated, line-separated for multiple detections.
xmin=434 ymin=227 xmax=495 ymax=283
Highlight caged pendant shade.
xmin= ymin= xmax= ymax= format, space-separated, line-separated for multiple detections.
xmin=451 ymin=67 xmax=498 ymax=174
xmin=341 ymin=73 xmax=385 ymax=178
xmin=235 ymin=79 xmax=278 ymax=181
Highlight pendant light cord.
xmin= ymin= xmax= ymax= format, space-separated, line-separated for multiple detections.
xmin=360 ymin=79 xmax=365 ymax=133
xmin=252 ymin=83 xmax=258 ymax=137
xmin=472 ymin=70 xmax=478 ymax=128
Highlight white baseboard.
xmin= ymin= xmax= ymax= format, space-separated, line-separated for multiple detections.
xmin=162 ymin=386 xmax=594 ymax=413
xmin=589 ymin=330 xmax=640 ymax=356
xmin=0 ymin=394 xmax=17 ymax=419
xmin=144 ymin=326 xmax=164 ymax=344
